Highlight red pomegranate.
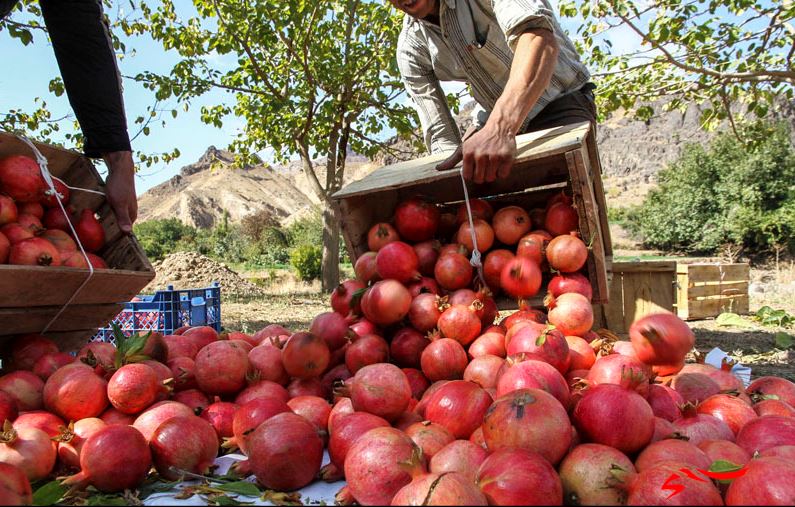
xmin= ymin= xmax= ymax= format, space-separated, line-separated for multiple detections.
xmin=376 ymin=241 xmax=421 ymax=283
xmin=13 ymin=410 xmax=65 ymax=440
xmin=74 ymin=209 xmax=105 ymax=253
xmin=671 ymin=405 xmax=735 ymax=446
xmin=635 ymin=438 xmax=711 ymax=471
xmin=647 ymin=384 xmax=685 ymax=422
xmin=755 ymin=398 xmax=795 ymax=417
xmin=166 ymin=356 xmax=197 ymax=391
xmin=182 ymin=326 xmax=219 ymax=350
xmin=0 ymin=230 xmax=8 ymax=263
xmin=573 ymin=383 xmax=655 ymax=454
xmin=630 ymin=312 xmax=695 ymax=366
xmin=43 ymin=363 xmax=108 ymax=420
xmin=394 ymin=197 xmax=440 ymax=242
xmin=42 ymin=177 xmax=70 ymax=208
xmin=55 ymin=417 xmax=106 ymax=469
xmin=345 ymin=334 xmax=389 ymax=374
xmin=354 ymin=251 xmax=379 ymax=284
xmin=434 ymin=252 xmax=473 ymax=291
xmin=327 ymin=412 xmax=390 ymax=473
xmin=508 ymin=327 xmax=571 ymax=374
xmin=496 ymin=358 xmax=570 ymax=408
xmin=0 ymin=371 xmax=44 ymax=412
xmin=0 ymin=424 xmax=56 ymax=482
xmin=421 ymin=338 xmax=468 ymax=382
xmin=107 ymin=363 xmax=160 ymax=415
xmin=361 ymin=280 xmax=412 ymax=326
xmin=133 ymin=401 xmax=195 ymax=442
xmin=438 ymin=303 xmax=482 ymax=347
xmin=408 ymin=293 xmax=445 ymax=334
xmin=227 ymin=397 xmax=293 ymax=455
xmin=250 ymin=324 xmax=291 ymax=346
xmin=163 ymin=334 xmax=199 ymax=361
xmin=477 ymin=447 xmax=563 ymax=505
xmin=0 ymin=195 xmax=18 ymax=226
xmin=413 ymin=240 xmax=441 ymax=277
xmin=725 ymin=456 xmax=795 ymax=505
xmin=697 ymin=394 xmax=757 ymax=435
xmin=31 ymin=352 xmax=74 ymax=381
xmin=18 ymin=202 xmax=43 ymax=219
xmin=544 ymin=201 xmax=579 ymax=236
xmin=344 ymin=427 xmax=425 ymax=505
xmin=469 ymin=331 xmax=506 ymax=359
xmin=0 ymin=462 xmax=32 ymax=505
xmin=586 ymin=353 xmax=652 ymax=397
xmin=500 ymin=257 xmax=542 ymax=299
xmin=246 ymin=345 xmax=288 ymax=386
xmin=346 ymin=363 xmax=411 ymax=422
xmin=492 ymin=206 xmax=532 ymax=245
xmin=287 ymin=377 xmax=324 ymax=399
xmin=16 ymin=214 xmax=43 ymax=234
xmin=405 ymin=421 xmax=454 ymax=459
xmin=9 ymin=334 xmax=59 ymax=371
xmin=171 ymin=389 xmax=211 ymax=414
xmin=456 ymin=198 xmax=494 ymax=225
xmin=516 ymin=232 xmax=547 ymax=265
xmin=61 ymin=425 xmax=151 ymax=492
xmin=43 ymin=205 xmax=73 ymax=232
xmin=671 ymin=371 xmax=722 ymax=404
xmin=736 ymin=415 xmax=795 ymax=455
xmin=99 ymin=408 xmax=135 ymax=426
xmin=565 ymin=335 xmax=595 ymax=371
xmin=407 ymin=276 xmax=441 ymax=298
xmin=626 ymin=462 xmax=723 ymax=505
xmin=199 ymin=401 xmax=237 ymax=440
xmin=558 ymin=443 xmax=636 ymax=506
xmin=546 ymin=233 xmax=588 ymax=273
xmin=391 ymin=472 xmax=487 ymax=506
xmin=424 ymin=380 xmax=491 ymax=439
xmin=194 ymin=340 xmax=249 ymax=395
xmin=367 ymin=222 xmax=400 ymax=251
xmin=330 ymin=279 xmax=366 ymax=319
xmin=548 ymin=272 xmax=593 ymax=301
xmin=235 ymin=380 xmax=289 ymax=406
xmin=9 ymin=238 xmax=61 ymax=266
xmin=747 ymin=376 xmax=795 ymax=406
xmin=287 ymin=396 xmax=330 ymax=433
xmin=0 ymin=392 xmax=18 ymax=424
xmin=0 ymin=155 xmax=46 ymax=202
xmin=390 ymin=328 xmax=430 ymax=369
xmin=483 ymin=249 xmax=514 ymax=293
xmin=547 ymin=292 xmax=593 ymax=337
xmin=698 ymin=439 xmax=751 ymax=465
xmin=150 ymin=415 xmax=218 ymax=480
xmin=429 ymin=440 xmax=488 ymax=482
xmin=464 ymin=355 xmax=506 ymax=390
xmin=457 ymin=218 xmax=494 ymax=253
xmin=310 ymin=312 xmax=352 ymax=351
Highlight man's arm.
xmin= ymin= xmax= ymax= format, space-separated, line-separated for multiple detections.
xmin=40 ymin=0 xmax=137 ymax=233
xmin=462 ymin=28 xmax=558 ymax=183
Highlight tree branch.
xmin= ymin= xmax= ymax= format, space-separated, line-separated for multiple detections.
xmin=296 ymin=140 xmax=327 ymax=200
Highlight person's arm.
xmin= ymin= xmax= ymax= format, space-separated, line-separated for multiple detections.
xmin=462 ymin=28 xmax=558 ymax=183
xmin=397 ymin=31 xmax=461 ymax=154
xmin=40 ymin=0 xmax=137 ymax=233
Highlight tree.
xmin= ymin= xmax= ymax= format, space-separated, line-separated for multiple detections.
xmin=121 ymin=0 xmax=422 ymax=290
xmin=559 ymin=0 xmax=794 ymax=131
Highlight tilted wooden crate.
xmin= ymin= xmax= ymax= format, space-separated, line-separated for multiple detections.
xmin=0 ymin=132 xmax=155 ymax=354
xmin=675 ymin=263 xmax=750 ymax=320
xmin=331 ymin=121 xmax=613 ymax=307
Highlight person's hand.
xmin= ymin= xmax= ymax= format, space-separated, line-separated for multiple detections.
xmin=461 ymin=123 xmax=516 ymax=183
xmin=102 ymin=151 xmax=137 ymax=234
xmin=435 ymin=125 xmax=480 ymax=172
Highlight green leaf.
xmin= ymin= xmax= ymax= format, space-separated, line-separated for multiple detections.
xmin=32 ymin=481 xmax=66 ymax=506
xmin=708 ymin=459 xmax=744 ymax=484
xmin=211 ymin=494 xmax=255 ymax=506
xmin=216 ymin=481 xmax=262 ymax=497
xmin=774 ymin=332 xmax=794 ymax=349
xmin=715 ymin=313 xmax=755 ymax=328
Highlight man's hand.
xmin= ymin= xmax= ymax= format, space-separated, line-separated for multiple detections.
xmin=435 ymin=125 xmax=480 ymax=172
xmin=461 ymin=125 xmax=517 ymax=183
xmin=102 ymin=151 xmax=137 ymax=234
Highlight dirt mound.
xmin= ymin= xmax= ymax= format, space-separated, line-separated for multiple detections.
xmin=145 ymin=251 xmax=265 ymax=297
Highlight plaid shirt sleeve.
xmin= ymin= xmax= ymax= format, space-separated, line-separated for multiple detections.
xmin=491 ymin=0 xmax=557 ymax=50
xmin=397 ymin=28 xmax=462 ymax=154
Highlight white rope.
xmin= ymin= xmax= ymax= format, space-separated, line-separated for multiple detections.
xmin=16 ymin=135 xmax=103 ymax=334
xmin=458 ymin=168 xmax=488 ymax=290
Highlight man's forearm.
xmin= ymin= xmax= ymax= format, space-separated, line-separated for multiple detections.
xmin=487 ymin=28 xmax=559 ymax=136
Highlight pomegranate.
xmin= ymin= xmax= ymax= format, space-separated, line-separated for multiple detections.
xmin=565 ymin=335 xmax=596 ymax=370
xmin=483 ymin=249 xmax=514 ymax=293
xmin=408 ymin=293 xmax=445 ymax=334
xmin=548 ymin=272 xmax=593 ymax=301
xmin=361 ymin=280 xmax=412 ymax=326
xmin=235 ymin=380 xmax=289 ymax=406
xmin=630 ymin=312 xmax=695 ymax=366
xmin=345 ymin=363 xmax=411 ymax=422
xmin=492 ymin=206 xmax=532 ymax=245
xmin=0 ymin=155 xmax=46 ymax=202
xmin=736 ymin=415 xmax=795 ymax=454
xmin=438 ymin=303 xmax=482 ymax=346
xmin=509 ymin=327 xmax=570 ymax=374
xmin=402 ymin=368 xmax=429 ymax=400
xmin=500 ymin=257 xmax=542 ymax=299
xmin=62 ymin=251 xmax=108 ymax=269
xmin=16 ymin=214 xmax=43 ymax=234
xmin=421 ymin=338 xmax=468 ymax=382
xmin=464 ymin=355 xmax=506 ymax=389
xmin=163 ymin=334 xmax=199 ymax=361
xmin=424 ymin=380 xmax=492 ymax=439
xmin=755 ymin=398 xmax=795 ymax=417
xmin=698 ymin=439 xmax=751 ymax=465
xmin=99 ymin=408 xmax=135 ymax=426
xmin=322 ymin=364 xmax=353 ymax=399
xmin=198 ymin=402 xmax=236 ymax=441
xmin=1 ymin=223 xmax=34 ymax=245
xmin=457 ymin=218 xmax=494 ymax=253
xmin=433 ymin=252 xmax=473 ymax=291
xmin=405 ymin=421 xmax=454 ymax=459
xmin=246 ymin=345 xmax=288 ymax=386
xmin=194 ymin=340 xmax=249 ymax=395
xmin=287 ymin=396 xmax=330 ymax=433
xmin=558 ymin=443 xmax=636 ymax=506
xmin=669 ymin=403 xmax=734 ymax=445
xmin=0 ymin=371 xmax=44 ymax=412
xmin=407 ymin=276 xmax=440 ymax=297
xmin=0 ymin=392 xmax=18 ymax=424
xmin=62 ymin=425 xmax=151 ymax=492
xmin=376 ymin=241 xmax=421 ymax=283
xmin=469 ymin=331 xmax=506 ymax=358
xmin=587 ymin=353 xmax=651 ymax=397
xmin=671 ymin=372 xmax=722 ymax=404
xmin=226 ymin=397 xmax=293 ymax=455
xmin=43 ymin=363 xmax=108 ymax=420
xmin=171 ymin=389 xmax=211 ymax=414
xmin=573 ymin=384 xmax=654 ymax=454
xmin=354 ymin=251 xmax=379 ymax=284
xmin=9 ymin=237 xmax=61 ymax=266
xmin=133 ymin=401 xmax=194 ymax=442
xmin=107 ymin=363 xmax=160 ymax=415
xmin=725 ymin=456 xmax=795 ymax=505
xmin=250 ymin=324 xmax=291 ymax=346
xmin=42 ymin=205 xmax=73 ymax=232
xmin=546 ymin=233 xmax=588 ymax=273
xmin=428 ymin=440 xmax=488 ymax=482
xmin=367 ymin=222 xmax=400 ymax=251
xmin=344 ymin=427 xmax=425 ymax=505
xmin=19 ymin=202 xmax=43 ymax=219
xmin=394 ymin=197 xmax=440 ymax=241
xmin=456 ymin=198 xmax=494 ymax=224
xmin=635 ymin=438 xmax=711 ymax=471
xmin=547 ymin=292 xmax=593 ymax=337
xmin=476 ymin=447 xmax=563 ymax=505
xmin=647 ymin=384 xmax=685 ymax=422
xmin=150 ymin=415 xmax=218 ymax=480
xmin=0 ymin=195 xmax=18 ymax=226
xmin=327 ymin=412 xmax=390 ymax=473
xmin=0 ymin=424 xmax=56 ymax=481
xmin=390 ymin=328 xmax=430 ymax=368
xmin=13 ymin=410 xmax=65 ymax=439
xmin=0 ymin=462 xmax=32 ymax=505
xmin=345 ymin=334 xmax=389 ymax=374
xmin=760 ymin=444 xmax=795 ymax=461
xmin=330 ymin=280 xmax=366 ymax=319
xmin=9 ymin=334 xmax=59 ymax=371
xmin=42 ymin=177 xmax=70 ymax=207
xmin=182 ymin=326 xmax=219 ymax=350
xmin=166 ymin=356 xmax=197 ymax=391
xmin=310 ymin=311 xmax=352 ymax=352
xmin=0 ymin=230 xmax=8 ymax=263
xmin=496 ymin=358 xmax=570 ymax=407
xmin=74 ymin=209 xmax=105 ymax=252
xmin=55 ymin=417 xmax=106 ymax=469
xmin=544 ymin=201 xmax=579 ymax=236
xmin=747 ymin=376 xmax=795 ymax=406
xmin=391 ymin=472 xmax=487 ymax=506
xmin=626 ymin=462 xmax=723 ymax=505
xmin=287 ymin=377 xmax=324 ymax=399
xmin=697 ymin=393 xmax=757 ymax=435
xmin=413 ymin=240 xmax=441 ymax=277
xmin=516 ymin=232 xmax=547 ymax=265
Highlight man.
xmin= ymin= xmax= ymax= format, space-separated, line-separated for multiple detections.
xmin=389 ymin=0 xmax=595 ymax=183
xmin=1 ymin=0 xmax=137 ymax=233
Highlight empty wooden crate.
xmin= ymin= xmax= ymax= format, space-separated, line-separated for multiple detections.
xmin=676 ymin=263 xmax=750 ymax=320
xmin=331 ymin=121 xmax=613 ymax=306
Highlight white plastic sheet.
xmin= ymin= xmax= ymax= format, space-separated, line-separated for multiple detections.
xmin=704 ymin=347 xmax=752 ymax=387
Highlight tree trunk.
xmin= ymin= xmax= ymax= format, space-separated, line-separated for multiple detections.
xmin=321 ymin=200 xmax=340 ymax=292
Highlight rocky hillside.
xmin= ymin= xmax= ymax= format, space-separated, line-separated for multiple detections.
xmin=138 ymin=99 xmax=795 ymax=227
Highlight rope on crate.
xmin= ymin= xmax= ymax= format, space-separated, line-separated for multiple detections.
xmin=17 ymin=135 xmax=106 ymax=334
xmin=458 ymin=168 xmax=489 ymax=290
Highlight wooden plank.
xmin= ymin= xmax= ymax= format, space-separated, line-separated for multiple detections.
xmin=687 ymin=281 xmax=749 ymax=299
xmin=584 ymin=126 xmax=612 ymax=261
xmin=0 ymin=304 xmax=123 ymax=334
xmin=677 ymin=263 xmax=750 ymax=283
xmin=680 ymin=295 xmax=750 ymax=320
xmin=650 ymin=271 xmax=676 ymax=314
xmin=603 ymin=271 xmax=628 ymax=334
xmin=612 ymin=261 xmax=677 ymax=273
xmin=333 ymin=122 xmax=590 ymax=199
xmin=0 ymin=329 xmax=100 ymax=355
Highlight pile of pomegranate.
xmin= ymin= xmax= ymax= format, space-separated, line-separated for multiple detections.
xmin=0 ymin=154 xmax=107 ymax=269
xmin=0 ymin=194 xmax=794 ymax=506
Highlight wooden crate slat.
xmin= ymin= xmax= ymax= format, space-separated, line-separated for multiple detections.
xmin=612 ymin=261 xmax=677 ymax=273
xmin=687 ymin=281 xmax=749 ymax=299
xmin=677 ymin=264 xmax=750 ymax=284
xmin=603 ymin=271 xmax=628 ymax=333
xmin=599 ymin=261 xmax=676 ymax=335
xmin=0 ymin=330 xmax=98 ymax=355
xmin=584 ymin=127 xmax=613 ymax=261
xmin=333 ymin=122 xmax=590 ymax=199
xmin=678 ymin=295 xmax=750 ymax=321
xmin=0 ymin=304 xmax=123 ymax=334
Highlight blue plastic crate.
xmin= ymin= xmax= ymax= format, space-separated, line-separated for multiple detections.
xmin=92 ymin=282 xmax=222 ymax=343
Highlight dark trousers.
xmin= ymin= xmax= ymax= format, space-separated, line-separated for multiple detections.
xmin=521 ymin=84 xmax=597 ymax=134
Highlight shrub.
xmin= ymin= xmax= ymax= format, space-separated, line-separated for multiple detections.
xmin=290 ymin=244 xmax=322 ymax=281
xmin=133 ymin=218 xmax=196 ymax=261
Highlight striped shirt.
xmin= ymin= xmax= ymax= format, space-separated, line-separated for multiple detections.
xmin=397 ymin=0 xmax=590 ymax=153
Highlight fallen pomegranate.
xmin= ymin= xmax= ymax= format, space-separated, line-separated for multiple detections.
xmin=477 ymin=447 xmax=563 ymax=505
xmin=0 ymin=462 xmax=32 ymax=505
xmin=43 ymin=363 xmax=108 ymax=421
xmin=391 ymin=472 xmax=488 ymax=506
xmin=150 ymin=415 xmax=218 ymax=480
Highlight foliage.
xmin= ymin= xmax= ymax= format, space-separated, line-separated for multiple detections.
xmin=624 ymin=121 xmax=795 ymax=255
xmin=133 ymin=218 xmax=197 ymax=261
xmin=290 ymin=244 xmax=323 ymax=281
xmin=558 ymin=0 xmax=794 ymax=129
xmin=754 ymin=306 xmax=795 ymax=328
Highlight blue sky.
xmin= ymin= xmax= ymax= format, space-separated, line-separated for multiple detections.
xmin=0 ymin=2 xmax=632 ymax=196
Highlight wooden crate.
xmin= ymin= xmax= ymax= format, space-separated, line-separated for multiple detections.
xmin=331 ymin=121 xmax=613 ymax=306
xmin=593 ymin=260 xmax=677 ymax=335
xmin=0 ymin=132 xmax=155 ymax=353
xmin=676 ymin=263 xmax=750 ymax=320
